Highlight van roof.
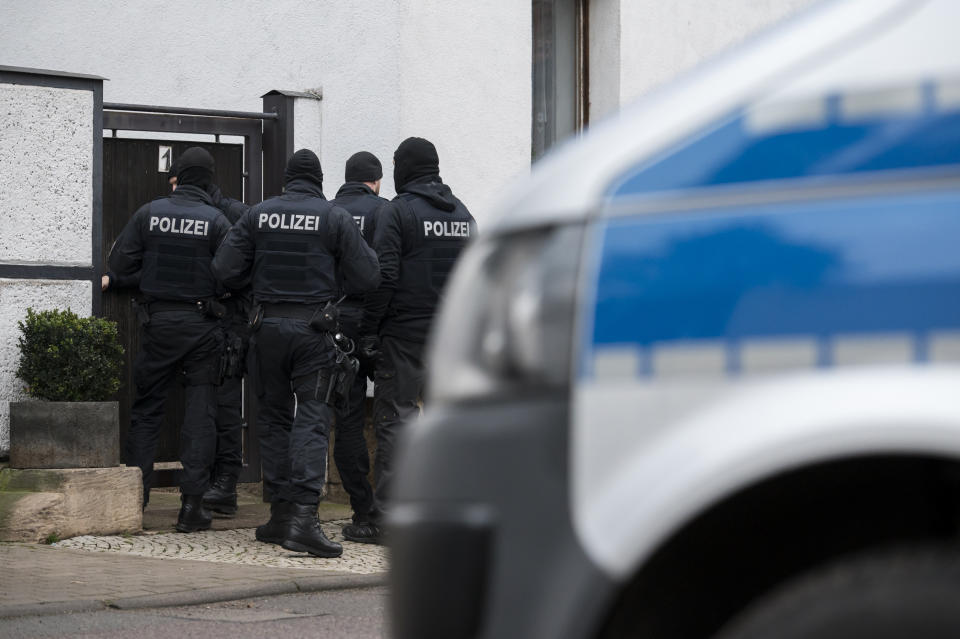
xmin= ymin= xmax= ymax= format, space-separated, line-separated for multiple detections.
xmin=491 ymin=0 xmax=958 ymax=234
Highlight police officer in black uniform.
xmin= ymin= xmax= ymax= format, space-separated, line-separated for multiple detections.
xmin=108 ymin=147 xmax=232 ymax=533
xmin=330 ymin=151 xmax=388 ymax=543
xmin=134 ymin=158 xmax=251 ymax=517
xmin=201 ymin=180 xmax=251 ymax=517
xmin=212 ymin=149 xmax=379 ymax=558
xmin=359 ymin=137 xmax=476 ymax=538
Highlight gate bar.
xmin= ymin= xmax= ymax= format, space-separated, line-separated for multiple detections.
xmin=104 ymin=102 xmax=279 ymax=121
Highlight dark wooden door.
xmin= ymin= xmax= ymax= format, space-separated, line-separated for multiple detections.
xmin=101 ymin=138 xmax=250 ymax=485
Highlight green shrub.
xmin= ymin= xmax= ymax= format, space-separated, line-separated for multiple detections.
xmin=16 ymin=308 xmax=124 ymax=402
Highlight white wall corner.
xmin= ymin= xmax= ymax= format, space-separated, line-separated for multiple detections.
xmin=589 ymin=0 xmax=622 ymax=123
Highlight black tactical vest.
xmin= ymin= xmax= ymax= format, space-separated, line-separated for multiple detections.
xmin=139 ymin=196 xmax=223 ymax=301
xmin=251 ymin=192 xmax=341 ymax=303
xmin=392 ymin=193 xmax=475 ymax=322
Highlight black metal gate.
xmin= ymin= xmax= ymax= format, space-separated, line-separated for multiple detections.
xmin=101 ymin=103 xmax=276 ymax=486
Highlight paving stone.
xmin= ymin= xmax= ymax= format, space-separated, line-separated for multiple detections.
xmin=52 ymin=519 xmax=388 ymax=574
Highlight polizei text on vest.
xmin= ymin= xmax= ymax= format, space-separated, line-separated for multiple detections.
xmin=149 ymin=216 xmax=210 ymax=236
xmin=423 ymin=220 xmax=471 ymax=238
xmin=258 ymin=212 xmax=323 ymax=231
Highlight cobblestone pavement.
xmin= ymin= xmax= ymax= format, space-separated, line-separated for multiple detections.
xmin=53 ymin=519 xmax=388 ymax=574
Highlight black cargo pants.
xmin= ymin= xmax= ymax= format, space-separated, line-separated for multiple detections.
xmin=126 ymin=311 xmax=223 ymax=502
xmin=213 ymin=301 xmax=250 ymax=481
xmin=334 ymin=304 xmax=375 ymax=523
xmin=371 ymin=335 xmax=425 ymax=520
xmin=249 ymin=318 xmax=336 ymax=506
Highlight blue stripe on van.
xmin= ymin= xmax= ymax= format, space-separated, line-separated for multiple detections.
xmin=609 ymin=92 xmax=960 ymax=197
xmin=587 ymin=189 xmax=960 ymax=354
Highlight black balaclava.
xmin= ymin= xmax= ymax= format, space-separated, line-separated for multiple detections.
xmin=345 ymin=151 xmax=383 ymax=183
xmin=284 ymin=148 xmax=323 ymax=186
xmin=175 ymin=147 xmax=214 ymax=189
xmin=393 ymin=137 xmax=439 ymax=190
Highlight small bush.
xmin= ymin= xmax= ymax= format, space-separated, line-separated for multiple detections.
xmin=16 ymin=308 xmax=124 ymax=402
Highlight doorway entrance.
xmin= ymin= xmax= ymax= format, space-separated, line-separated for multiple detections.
xmin=100 ymin=100 xmax=277 ymax=486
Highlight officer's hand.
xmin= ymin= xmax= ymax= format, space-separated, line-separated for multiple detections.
xmin=101 ymin=274 xmax=111 ymax=292
xmin=359 ymin=335 xmax=381 ymax=361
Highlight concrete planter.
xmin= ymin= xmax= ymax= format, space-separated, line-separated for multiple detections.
xmin=1 ymin=401 xmax=141 ymax=542
xmin=9 ymin=401 xmax=120 ymax=469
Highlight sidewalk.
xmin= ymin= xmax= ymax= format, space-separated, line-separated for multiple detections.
xmin=1 ymin=488 xmax=388 ymax=619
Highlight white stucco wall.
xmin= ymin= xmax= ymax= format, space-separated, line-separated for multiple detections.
xmin=0 ymin=83 xmax=93 ymax=266
xmin=589 ymin=0 xmax=622 ymax=122
xmin=618 ymin=0 xmax=818 ymax=107
xmin=0 ymin=279 xmax=92 ymax=456
xmin=0 ymin=0 xmax=531 ymax=224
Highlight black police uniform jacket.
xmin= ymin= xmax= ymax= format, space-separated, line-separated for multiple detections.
xmin=361 ymin=176 xmax=476 ymax=344
xmin=332 ymin=181 xmax=388 ymax=300
xmin=108 ymin=185 xmax=231 ymax=302
xmin=211 ymin=178 xmax=380 ymax=304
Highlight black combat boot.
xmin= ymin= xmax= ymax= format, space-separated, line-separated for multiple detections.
xmin=342 ymin=520 xmax=382 ymax=545
xmin=255 ymin=500 xmax=293 ymax=545
xmin=202 ymin=474 xmax=238 ymax=516
xmin=281 ymin=503 xmax=344 ymax=558
xmin=175 ymin=493 xmax=212 ymax=533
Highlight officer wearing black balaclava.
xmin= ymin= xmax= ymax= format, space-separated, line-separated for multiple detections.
xmin=108 ymin=146 xmax=232 ymax=532
xmin=359 ymin=137 xmax=476 ymax=538
xmin=212 ymin=149 xmax=380 ymax=558
xmin=330 ymin=151 xmax=388 ymax=543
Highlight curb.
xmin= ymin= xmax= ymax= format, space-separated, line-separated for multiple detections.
xmin=0 ymin=572 xmax=387 ymax=619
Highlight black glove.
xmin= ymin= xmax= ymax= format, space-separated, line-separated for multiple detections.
xmin=359 ymin=335 xmax=381 ymax=361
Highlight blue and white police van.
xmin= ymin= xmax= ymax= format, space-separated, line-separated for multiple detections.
xmin=388 ymin=1 xmax=960 ymax=637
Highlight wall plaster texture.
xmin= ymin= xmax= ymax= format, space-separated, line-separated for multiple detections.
xmin=0 ymin=83 xmax=93 ymax=265
xmin=0 ymin=279 xmax=92 ymax=456
xmin=618 ymin=0 xmax=817 ymax=108
xmin=0 ymin=1 xmax=531 ymax=226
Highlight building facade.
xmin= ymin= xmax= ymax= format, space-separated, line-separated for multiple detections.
xmin=0 ymin=0 xmax=815 ymax=455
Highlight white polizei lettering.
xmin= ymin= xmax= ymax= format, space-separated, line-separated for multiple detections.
xmin=423 ymin=219 xmax=472 ymax=238
xmin=150 ymin=215 xmax=209 ymax=235
xmin=258 ymin=212 xmax=321 ymax=231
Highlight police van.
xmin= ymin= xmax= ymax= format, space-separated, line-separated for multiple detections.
xmin=388 ymin=0 xmax=960 ymax=637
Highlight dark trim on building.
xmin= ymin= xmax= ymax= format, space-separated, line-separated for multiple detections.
xmin=0 ymin=64 xmax=106 ymax=82
xmin=0 ymin=265 xmax=96 ymax=280
xmin=92 ymin=82 xmax=104 ymax=315
xmin=103 ymin=111 xmax=263 ymax=137
xmin=104 ymin=102 xmax=278 ymax=121
xmin=262 ymin=91 xmax=297 ymax=199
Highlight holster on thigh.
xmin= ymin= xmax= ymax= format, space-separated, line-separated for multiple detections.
xmin=293 ymin=369 xmax=334 ymax=405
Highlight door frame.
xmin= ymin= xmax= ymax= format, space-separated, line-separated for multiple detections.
xmin=102 ymin=102 xmax=278 ymax=485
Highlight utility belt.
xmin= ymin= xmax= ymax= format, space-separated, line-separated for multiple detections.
xmin=133 ymin=298 xmax=226 ymax=326
xmin=259 ymin=302 xmax=328 ymax=321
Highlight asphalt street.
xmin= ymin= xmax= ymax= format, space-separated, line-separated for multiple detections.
xmin=0 ymin=586 xmax=388 ymax=639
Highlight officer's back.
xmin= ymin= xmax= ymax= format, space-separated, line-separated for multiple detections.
xmin=215 ymin=156 xmax=378 ymax=303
